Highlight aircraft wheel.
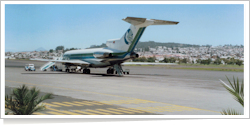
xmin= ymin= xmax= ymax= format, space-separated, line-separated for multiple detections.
xmin=66 ymin=69 xmax=70 ymax=73
xmin=107 ymin=68 xmax=114 ymax=74
xmin=127 ymin=72 xmax=129 ymax=75
xmin=87 ymin=69 xmax=90 ymax=74
xmin=111 ymin=69 xmax=114 ymax=74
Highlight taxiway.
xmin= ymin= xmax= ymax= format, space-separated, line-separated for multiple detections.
xmin=4 ymin=60 xmax=244 ymax=115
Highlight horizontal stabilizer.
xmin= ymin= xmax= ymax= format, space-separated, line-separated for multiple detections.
xmin=122 ymin=17 xmax=147 ymax=25
xmin=151 ymin=19 xmax=179 ymax=25
xmin=122 ymin=17 xmax=179 ymax=26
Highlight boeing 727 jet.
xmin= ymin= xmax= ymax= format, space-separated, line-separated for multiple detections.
xmin=40 ymin=17 xmax=179 ymax=76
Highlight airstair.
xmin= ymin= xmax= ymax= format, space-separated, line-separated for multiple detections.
xmin=40 ymin=61 xmax=55 ymax=71
xmin=114 ymin=64 xmax=124 ymax=76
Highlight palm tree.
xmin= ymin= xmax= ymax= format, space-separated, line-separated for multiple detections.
xmin=5 ymin=84 xmax=53 ymax=115
xmin=219 ymin=76 xmax=244 ymax=115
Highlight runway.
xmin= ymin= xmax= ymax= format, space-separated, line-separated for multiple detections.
xmin=4 ymin=60 xmax=244 ymax=116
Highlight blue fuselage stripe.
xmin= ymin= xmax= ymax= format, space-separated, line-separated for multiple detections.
xmin=130 ymin=27 xmax=146 ymax=52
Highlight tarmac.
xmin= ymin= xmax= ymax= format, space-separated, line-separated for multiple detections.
xmin=4 ymin=60 xmax=244 ymax=116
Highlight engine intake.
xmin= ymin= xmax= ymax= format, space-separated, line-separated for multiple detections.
xmin=130 ymin=52 xmax=139 ymax=58
xmin=93 ymin=52 xmax=112 ymax=59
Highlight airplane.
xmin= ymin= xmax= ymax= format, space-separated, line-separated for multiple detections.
xmin=39 ymin=17 xmax=179 ymax=76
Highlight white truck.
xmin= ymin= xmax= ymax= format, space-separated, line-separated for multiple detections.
xmin=24 ymin=64 xmax=36 ymax=71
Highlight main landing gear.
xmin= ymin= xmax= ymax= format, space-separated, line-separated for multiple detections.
xmin=107 ymin=64 xmax=129 ymax=76
xmin=107 ymin=68 xmax=114 ymax=74
xmin=65 ymin=67 xmax=90 ymax=74
xmin=83 ymin=68 xmax=90 ymax=74
xmin=65 ymin=67 xmax=71 ymax=73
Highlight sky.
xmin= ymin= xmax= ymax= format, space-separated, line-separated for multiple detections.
xmin=5 ymin=3 xmax=244 ymax=52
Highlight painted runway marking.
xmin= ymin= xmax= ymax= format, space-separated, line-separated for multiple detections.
xmin=72 ymin=110 xmax=97 ymax=115
xmin=51 ymin=102 xmax=72 ymax=107
xmin=33 ymin=112 xmax=47 ymax=115
xmin=46 ymin=107 xmax=81 ymax=115
xmin=73 ymin=101 xmax=107 ymax=106
xmin=118 ymin=108 xmax=145 ymax=113
xmin=46 ymin=111 xmax=66 ymax=115
xmin=28 ymin=105 xmax=153 ymax=115
xmin=101 ymin=99 xmax=157 ymax=105
xmin=43 ymin=99 xmax=203 ymax=114
xmin=6 ymin=99 xmax=214 ymax=115
xmin=106 ymin=108 xmax=134 ymax=114
xmin=84 ymin=109 xmax=111 ymax=115
xmin=96 ymin=109 xmax=123 ymax=115
xmin=62 ymin=102 xmax=83 ymax=106
xmin=135 ymin=105 xmax=201 ymax=113
xmin=6 ymin=80 xmax=220 ymax=114
xmin=44 ymin=103 xmax=61 ymax=107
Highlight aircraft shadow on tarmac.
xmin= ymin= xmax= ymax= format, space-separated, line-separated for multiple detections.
xmin=21 ymin=72 xmax=119 ymax=77
xmin=21 ymin=72 xmax=170 ymax=77
xmin=21 ymin=73 xmax=71 ymax=75
xmin=81 ymin=73 xmax=170 ymax=77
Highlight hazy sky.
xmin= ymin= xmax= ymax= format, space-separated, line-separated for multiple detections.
xmin=5 ymin=4 xmax=244 ymax=52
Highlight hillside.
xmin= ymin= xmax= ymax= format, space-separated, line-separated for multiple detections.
xmin=135 ymin=41 xmax=201 ymax=48
xmin=88 ymin=41 xmax=202 ymax=49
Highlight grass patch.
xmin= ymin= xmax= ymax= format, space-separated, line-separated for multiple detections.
xmin=125 ymin=64 xmax=244 ymax=72
xmin=167 ymin=67 xmax=243 ymax=72
xmin=178 ymin=63 xmax=244 ymax=68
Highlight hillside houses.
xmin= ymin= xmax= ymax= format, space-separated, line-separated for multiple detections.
xmin=5 ymin=45 xmax=244 ymax=64
xmin=135 ymin=45 xmax=244 ymax=63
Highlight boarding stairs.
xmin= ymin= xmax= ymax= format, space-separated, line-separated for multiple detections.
xmin=114 ymin=64 xmax=124 ymax=76
xmin=40 ymin=61 xmax=55 ymax=71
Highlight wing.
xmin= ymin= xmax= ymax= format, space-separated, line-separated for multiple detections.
xmin=39 ymin=59 xmax=90 ymax=71
xmin=122 ymin=62 xmax=177 ymax=66
xmin=30 ymin=58 xmax=52 ymax=61
xmin=31 ymin=58 xmax=90 ymax=65
xmin=52 ymin=59 xmax=90 ymax=65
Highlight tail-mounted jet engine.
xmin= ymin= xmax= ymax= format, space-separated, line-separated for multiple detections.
xmin=130 ymin=52 xmax=139 ymax=58
xmin=93 ymin=52 xmax=113 ymax=59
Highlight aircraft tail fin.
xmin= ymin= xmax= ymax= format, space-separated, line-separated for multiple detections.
xmin=106 ymin=17 xmax=179 ymax=52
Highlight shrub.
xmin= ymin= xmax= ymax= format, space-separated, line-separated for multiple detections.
xmin=5 ymin=84 xmax=53 ymax=115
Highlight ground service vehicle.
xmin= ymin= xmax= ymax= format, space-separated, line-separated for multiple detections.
xmin=24 ymin=64 xmax=36 ymax=71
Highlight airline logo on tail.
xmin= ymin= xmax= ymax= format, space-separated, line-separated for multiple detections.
xmin=124 ymin=29 xmax=133 ymax=45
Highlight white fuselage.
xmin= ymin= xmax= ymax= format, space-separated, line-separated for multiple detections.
xmin=62 ymin=47 xmax=131 ymax=68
